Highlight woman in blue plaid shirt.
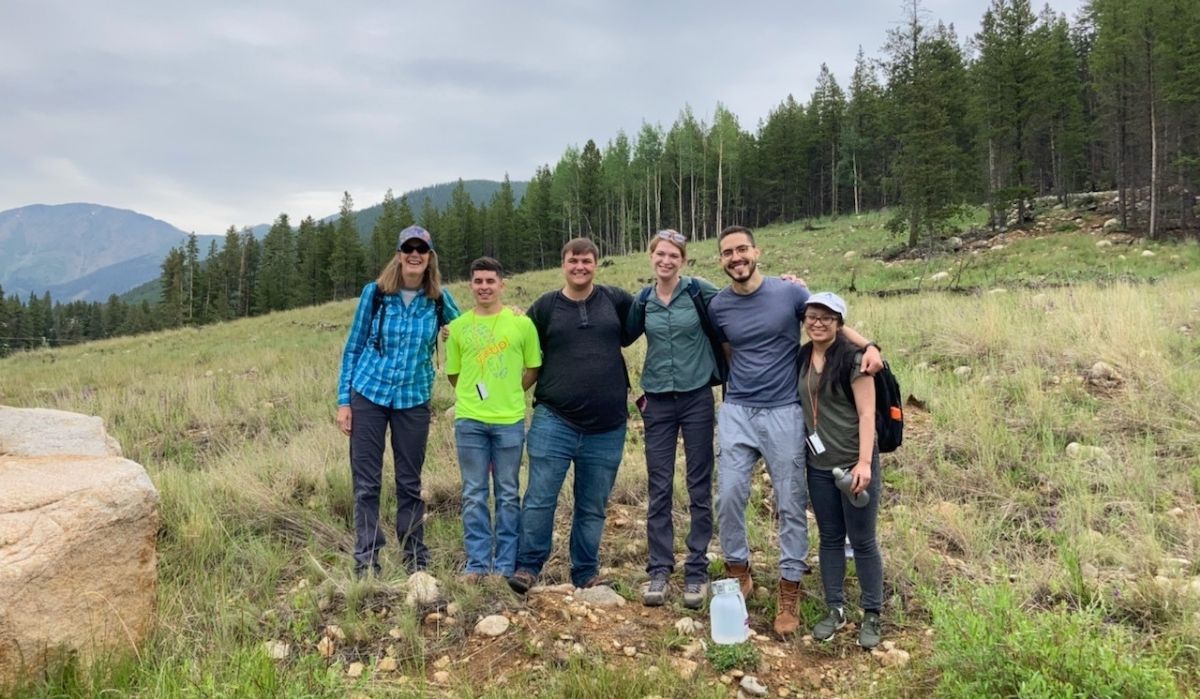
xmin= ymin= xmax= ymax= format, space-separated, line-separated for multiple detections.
xmin=337 ymin=225 xmax=461 ymax=577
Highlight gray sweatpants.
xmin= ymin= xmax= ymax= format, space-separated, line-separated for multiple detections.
xmin=716 ymin=402 xmax=810 ymax=581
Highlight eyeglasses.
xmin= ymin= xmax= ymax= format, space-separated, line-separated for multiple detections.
xmin=656 ymin=229 xmax=686 ymax=245
xmin=400 ymin=244 xmax=430 ymax=255
xmin=803 ymin=314 xmax=839 ymax=326
xmin=720 ymin=244 xmax=752 ymax=259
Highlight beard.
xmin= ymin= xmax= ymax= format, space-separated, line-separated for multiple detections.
xmin=723 ymin=258 xmax=755 ymax=282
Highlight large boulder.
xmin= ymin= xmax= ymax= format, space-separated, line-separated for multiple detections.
xmin=0 ymin=406 xmax=158 ymax=689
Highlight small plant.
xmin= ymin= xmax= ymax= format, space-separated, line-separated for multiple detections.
xmin=705 ymin=641 xmax=761 ymax=673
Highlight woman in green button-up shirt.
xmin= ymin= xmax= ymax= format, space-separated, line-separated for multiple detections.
xmin=625 ymin=230 xmax=722 ymax=610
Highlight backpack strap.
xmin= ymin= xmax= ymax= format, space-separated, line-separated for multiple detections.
xmin=370 ymin=284 xmax=385 ymax=355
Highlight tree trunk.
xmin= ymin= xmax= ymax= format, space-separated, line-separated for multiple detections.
xmin=1147 ymin=29 xmax=1159 ymax=239
xmin=716 ymin=139 xmax=724 ymax=235
xmin=852 ymin=151 xmax=860 ymax=215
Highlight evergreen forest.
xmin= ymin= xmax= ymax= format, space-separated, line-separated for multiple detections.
xmin=2 ymin=0 xmax=1197 ymax=356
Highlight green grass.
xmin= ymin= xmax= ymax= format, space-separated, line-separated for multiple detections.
xmin=3 ymin=205 xmax=1199 ymax=696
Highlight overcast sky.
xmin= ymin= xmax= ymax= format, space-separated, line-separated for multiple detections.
xmin=1 ymin=0 xmax=1085 ymax=235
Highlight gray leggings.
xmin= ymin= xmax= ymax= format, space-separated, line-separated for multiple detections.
xmin=806 ymin=452 xmax=883 ymax=612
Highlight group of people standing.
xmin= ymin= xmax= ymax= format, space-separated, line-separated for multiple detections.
xmin=336 ymin=223 xmax=887 ymax=647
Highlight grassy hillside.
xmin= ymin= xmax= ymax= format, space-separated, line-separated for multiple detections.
xmin=3 ymin=208 xmax=1199 ymax=697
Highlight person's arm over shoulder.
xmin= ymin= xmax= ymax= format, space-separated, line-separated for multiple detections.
xmin=605 ymin=286 xmax=638 ymax=347
xmin=624 ymin=286 xmax=650 ymax=343
xmin=440 ymin=288 xmax=462 ymax=322
xmin=840 ymin=326 xmax=883 ymax=374
xmin=788 ymin=278 xmax=812 ymax=318
xmin=337 ymin=283 xmax=376 ymax=407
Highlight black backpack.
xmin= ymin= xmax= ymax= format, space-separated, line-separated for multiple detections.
xmin=798 ymin=344 xmax=904 ymax=453
xmin=369 ymin=284 xmax=446 ymax=356
xmin=636 ymin=277 xmax=729 ymax=387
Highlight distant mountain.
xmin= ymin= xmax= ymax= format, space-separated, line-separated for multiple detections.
xmin=2 ymin=180 xmax=528 ymax=305
xmin=318 ymin=179 xmax=529 ymax=240
xmin=0 ymin=204 xmax=217 ymax=302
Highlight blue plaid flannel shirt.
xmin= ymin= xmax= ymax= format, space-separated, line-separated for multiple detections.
xmin=337 ymin=282 xmax=461 ymax=409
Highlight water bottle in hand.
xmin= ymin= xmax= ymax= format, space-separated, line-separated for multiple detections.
xmin=832 ymin=467 xmax=870 ymax=508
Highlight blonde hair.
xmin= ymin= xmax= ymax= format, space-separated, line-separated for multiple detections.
xmin=375 ymin=250 xmax=443 ymax=299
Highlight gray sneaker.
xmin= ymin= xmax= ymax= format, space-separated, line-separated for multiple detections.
xmin=812 ymin=606 xmax=847 ymax=641
xmin=642 ymin=575 xmax=668 ymax=606
xmin=682 ymin=581 xmax=709 ymax=610
xmin=858 ymin=612 xmax=882 ymax=649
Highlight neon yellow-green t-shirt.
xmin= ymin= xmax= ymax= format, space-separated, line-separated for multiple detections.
xmin=445 ymin=308 xmax=542 ymax=424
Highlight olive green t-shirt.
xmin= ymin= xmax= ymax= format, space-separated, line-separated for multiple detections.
xmin=798 ymin=350 xmax=871 ymax=471
xmin=445 ymin=309 xmax=541 ymax=424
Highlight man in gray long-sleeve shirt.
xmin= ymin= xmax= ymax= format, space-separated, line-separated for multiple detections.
xmin=707 ymin=225 xmax=881 ymax=637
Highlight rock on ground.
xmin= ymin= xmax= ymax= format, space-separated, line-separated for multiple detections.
xmin=1 ymin=406 xmax=158 ymax=690
xmin=0 ymin=406 xmax=123 ymax=457
xmin=474 ymin=614 xmax=510 ymax=637
xmin=574 ymin=585 xmax=626 ymax=607
xmin=405 ymin=571 xmax=443 ymax=608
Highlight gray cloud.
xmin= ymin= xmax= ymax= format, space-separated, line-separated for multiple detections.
xmin=0 ymin=0 xmax=1083 ymax=234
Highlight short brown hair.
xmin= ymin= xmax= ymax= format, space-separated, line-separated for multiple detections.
xmin=718 ymin=225 xmax=755 ymax=246
xmin=469 ymin=256 xmax=504 ymax=278
xmin=562 ymin=237 xmax=599 ymax=260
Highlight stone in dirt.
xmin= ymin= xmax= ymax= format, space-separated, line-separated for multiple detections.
xmin=1 ymin=406 xmax=159 ymax=690
xmin=377 ymin=656 xmax=397 ymax=672
xmin=432 ymin=670 xmax=450 ymax=684
xmin=1065 ymin=442 xmax=1114 ymax=467
xmin=264 ymin=640 xmax=290 ymax=660
xmin=346 ymin=661 xmax=364 ymax=677
xmin=405 ymin=571 xmax=442 ymax=608
xmin=474 ymin=614 xmax=511 ymax=637
xmin=317 ymin=636 xmax=335 ymax=659
xmin=740 ymin=675 xmax=768 ymax=696
xmin=530 ymin=583 xmax=575 ymax=594
xmin=671 ymin=657 xmax=698 ymax=679
xmin=575 ymin=585 xmax=626 ymax=607
xmin=675 ymin=617 xmax=702 ymax=636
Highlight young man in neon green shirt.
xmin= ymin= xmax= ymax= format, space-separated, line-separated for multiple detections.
xmin=446 ymin=257 xmax=541 ymax=581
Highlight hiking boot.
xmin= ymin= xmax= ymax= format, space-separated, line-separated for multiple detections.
xmin=641 ymin=574 xmax=669 ymax=606
xmin=812 ymin=606 xmax=847 ymax=641
xmin=507 ymin=570 xmax=537 ymax=595
xmin=725 ymin=561 xmax=753 ymax=598
xmin=858 ymin=612 xmax=882 ymax=649
xmin=773 ymin=578 xmax=802 ymax=636
xmin=682 ymin=581 xmax=709 ymax=610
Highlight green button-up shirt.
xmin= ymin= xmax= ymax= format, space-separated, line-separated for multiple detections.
xmin=627 ymin=275 xmax=721 ymax=394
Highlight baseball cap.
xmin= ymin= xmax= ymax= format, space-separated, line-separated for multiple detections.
xmin=805 ymin=291 xmax=848 ymax=320
xmin=397 ymin=225 xmax=434 ymax=251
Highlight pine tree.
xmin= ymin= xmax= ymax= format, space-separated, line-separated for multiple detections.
xmin=329 ymin=192 xmax=364 ymax=298
xmin=258 ymin=213 xmax=297 ymax=312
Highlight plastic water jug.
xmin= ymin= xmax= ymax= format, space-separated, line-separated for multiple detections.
xmin=832 ymin=467 xmax=870 ymax=508
xmin=709 ymin=578 xmax=749 ymax=644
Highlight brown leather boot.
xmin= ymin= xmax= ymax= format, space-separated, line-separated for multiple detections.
xmin=725 ymin=561 xmax=753 ymax=598
xmin=774 ymin=578 xmax=802 ymax=636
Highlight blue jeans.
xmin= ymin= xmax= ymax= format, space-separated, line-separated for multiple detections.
xmin=455 ymin=418 xmax=526 ymax=577
xmin=516 ymin=404 xmax=627 ymax=587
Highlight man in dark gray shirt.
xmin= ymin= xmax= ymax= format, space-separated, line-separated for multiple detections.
xmin=707 ymin=225 xmax=881 ymax=636
xmin=508 ymin=238 xmax=635 ymax=594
